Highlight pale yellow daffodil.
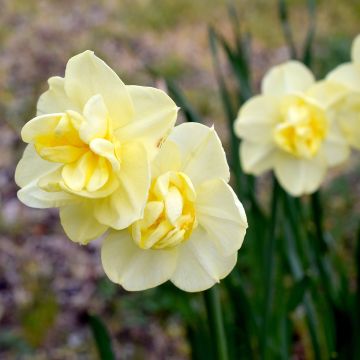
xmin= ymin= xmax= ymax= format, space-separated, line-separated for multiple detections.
xmin=323 ymin=34 xmax=360 ymax=149
xmin=101 ymin=123 xmax=248 ymax=292
xmin=15 ymin=51 xmax=178 ymax=244
xmin=234 ymin=61 xmax=350 ymax=196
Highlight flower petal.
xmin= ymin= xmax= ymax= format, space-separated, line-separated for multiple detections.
xmin=327 ymin=63 xmax=360 ymax=92
xmin=116 ymin=86 xmax=178 ymax=159
xmin=240 ymin=141 xmax=277 ymax=175
xmin=168 ymin=123 xmax=230 ymax=187
xmin=234 ymin=95 xmax=279 ymax=142
xmin=101 ymin=230 xmax=177 ymax=291
xmin=37 ymin=76 xmax=80 ymax=115
xmin=94 ymin=142 xmax=150 ymax=229
xmin=15 ymin=145 xmax=60 ymax=187
xmin=151 ymin=140 xmax=182 ymax=178
xmin=262 ymin=60 xmax=315 ymax=96
xmin=322 ymin=121 xmax=350 ymax=166
xmin=79 ymin=94 xmax=109 ymax=143
xmin=196 ymin=179 xmax=247 ymax=257
xmin=17 ymin=182 xmax=76 ymax=208
xmin=274 ymin=153 xmax=327 ymax=196
xmin=352 ymin=34 xmax=360 ymax=63
xmin=171 ymin=227 xmax=237 ymax=292
xmin=60 ymin=202 xmax=108 ymax=244
xmin=64 ymin=50 xmax=134 ymax=129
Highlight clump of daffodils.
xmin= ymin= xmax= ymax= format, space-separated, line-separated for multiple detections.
xmin=15 ymin=51 xmax=248 ymax=292
xmin=234 ymin=53 xmax=360 ymax=196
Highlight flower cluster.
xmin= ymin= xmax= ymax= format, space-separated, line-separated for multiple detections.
xmin=15 ymin=51 xmax=248 ymax=292
xmin=234 ymin=35 xmax=360 ymax=196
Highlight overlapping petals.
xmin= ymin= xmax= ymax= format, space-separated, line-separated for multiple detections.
xmin=101 ymin=123 xmax=248 ymax=292
xmin=234 ymin=61 xmax=350 ymax=196
xmin=15 ymin=50 xmax=178 ymax=244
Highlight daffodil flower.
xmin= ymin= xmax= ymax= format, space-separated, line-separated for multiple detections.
xmin=322 ymin=34 xmax=360 ymax=149
xmin=15 ymin=51 xmax=178 ymax=244
xmin=101 ymin=123 xmax=248 ymax=292
xmin=234 ymin=61 xmax=349 ymax=196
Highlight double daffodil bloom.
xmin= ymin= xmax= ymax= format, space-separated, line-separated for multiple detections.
xmin=322 ymin=34 xmax=360 ymax=149
xmin=234 ymin=61 xmax=349 ymax=196
xmin=101 ymin=123 xmax=248 ymax=292
xmin=15 ymin=51 xmax=177 ymax=244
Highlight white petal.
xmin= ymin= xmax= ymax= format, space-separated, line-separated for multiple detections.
xmin=234 ymin=95 xmax=279 ymax=142
xmin=151 ymin=140 xmax=182 ymax=179
xmin=168 ymin=123 xmax=230 ymax=187
xmin=327 ymin=63 xmax=360 ymax=92
xmin=60 ymin=202 xmax=108 ymax=244
xmin=306 ymin=80 xmax=349 ymax=108
xmin=101 ymin=230 xmax=177 ymax=291
xmin=17 ymin=182 xmax=76 ymax=208
xmin=352 ymin=34 xmax=360 ymax=63
xmin=64 ymin=50 xmax=134 ymax=129
xmin=116 ymin=86 xmax=178 ymax=160
xmin=240 ymin=141 xmax=277 ymax=175
xmin=322 ymin=121 xmax=350 ymax=167
xmin=274 ymin=153 xmax=327 ymax=196
xmin=171 ymin=227 xmax=237 ymax=292
xmin=196 ymin=179 xmax=247 ymax=256
xmin=15 ymin=145 xmax=61 ymax=187
xmin=37 ymin=76 xmax=80 ymax=115
xmin=262 ymin=60 xmax=315 ymax=96
xmin=94 ymin=142 xmax=150 ymax=229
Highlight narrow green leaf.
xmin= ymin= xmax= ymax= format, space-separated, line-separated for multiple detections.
xmin=86 ymin=314 xmax=115 ymax=360
xmin=287 ymin=276 xmax=310 ymax=312
xmin=165 ymin=79 xmax=202 ymax=123
xmin=302 ymin=0 xmax=317 ymax=67
xmin=278 ymin=0 xmax=297 ymax=59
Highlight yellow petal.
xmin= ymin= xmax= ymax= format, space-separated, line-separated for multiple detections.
xmin=15 ymin=145 xmax=60 ymax=187
xmin=170 ymin=227 xmax=237 ymax=292
xmin=196 ymin=179 xmax=247 ymax=256
xmin=262 ymin=60 xmax=315 ymax=96
xmin=62 ymin=152 xmax=95 ymax=191
xmin=165 ymin=187 xmax=183 ymax=225
xmin=234 ymin=95 xmax=279 ymax=142
xmin=79 ymin=94 xmax=109 ymax=143
xmin=37 ymin=76 xmax=80 ymax=115
xmin=101 ymin=230 xmax=177 ymax=291
xmin=94 ymin=142 xmax=150 ymax=229
xmin=116 ymin=85 xmax=178 ymax=159
xmin=168 ymin=123 xmax=230 ymax=187
xmin=86 ymin=157 xmax=110 ymax=192
xmin=274 ymin=153 xmax=327 ymax=196
xmin=90 ymin=138 xmax=120 ymax=172
xmin=60 ymin=202 xmax=108 ymax=244
xmin=21 ymin=113 xmax=63 ymax=143
xmin=352 ymin=34 xmax=360 ymax=63
xmin=240 ymin=141 xmax=277 ymax=175
xmin=64 ymin=50 xmax=134 ymax=129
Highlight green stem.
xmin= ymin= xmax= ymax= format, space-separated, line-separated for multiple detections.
xmin=261 ymin=178 xmax=280 ymax=359
xmin=203 ymin=286 xmax=229 ymax=360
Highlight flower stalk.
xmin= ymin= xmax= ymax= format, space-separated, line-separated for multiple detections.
xmin=203 ymin=286 xmax=229 ymax=360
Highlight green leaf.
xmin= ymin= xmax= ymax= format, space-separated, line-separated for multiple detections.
xmin=287 ymin=276 xmax=310 ymax=312
xmin=86 ymin=314 xmax=115 ymax=360
xmin=165 ymin=79 xmax=202 ymax=123
xmin=278 ymin=0 xmax=297 ymax=59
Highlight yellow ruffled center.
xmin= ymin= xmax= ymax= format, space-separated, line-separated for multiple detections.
xmin=30 ymin=96 xmax=122 ymax=197
xmin=273 ymin=95 xmax=328 ymax=158
xmin=131 ymin=171 xmax=197 ymax=250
